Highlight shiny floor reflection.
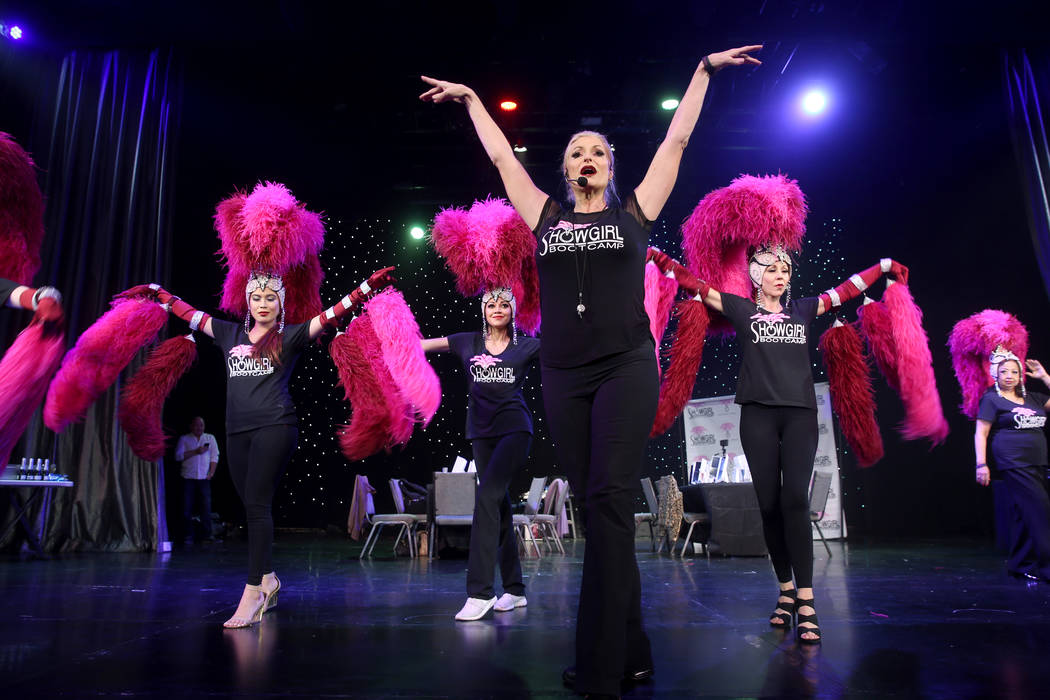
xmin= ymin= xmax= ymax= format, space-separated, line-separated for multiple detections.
xmin=1 ymin=536 xmax=1049 ymax=698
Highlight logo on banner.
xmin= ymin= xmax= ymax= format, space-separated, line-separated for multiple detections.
xmin=818 ymin=423 xmax=828 ymax=435
xmin=1012 ymin=406 xmax=1046 ymax=430
xmin=814 ymin=455 xmax=833 ymax=467
xmin=469 ymin=354 xmax=515 ymax=383
xmin=538 ymin=220 xmax=624 ymax=257
xmin=228 ymin=344 xmax=274 ymax=378
xmin=687 ymin=406 xmax=715 ymax=419
xmin=748 ymin=311 xmax=807 ymax=345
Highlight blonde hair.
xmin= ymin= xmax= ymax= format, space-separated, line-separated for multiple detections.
xmin=562 ymin=130 xmax=618 ymax=206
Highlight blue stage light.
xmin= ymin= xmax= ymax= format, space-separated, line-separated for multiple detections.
xmin=801 ymin=90 xmax=828 ymax=115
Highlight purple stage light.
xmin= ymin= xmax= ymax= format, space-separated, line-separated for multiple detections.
xmin=801 ymin=89 xmax=828 ymax=115
xmin=10 ymin=25 xmax=22 ymax=39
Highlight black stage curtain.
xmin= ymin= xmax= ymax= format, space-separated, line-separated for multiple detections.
xmin=0 ymin=48 xmax=180 ymax=552
xmin=1005 ymin=48 xmax=1050 ymax=302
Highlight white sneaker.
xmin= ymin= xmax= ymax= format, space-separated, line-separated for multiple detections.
xmin=493 ymin=593 xmax=527 ymax=612
xmin=454 ymin=597 xmax=496 ymax=621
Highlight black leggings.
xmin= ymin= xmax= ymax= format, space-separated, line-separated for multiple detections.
xmin=1001 ymin=466 xmax=1050 ymax=581
xmin=739 ymin=403 xmax=818 ymax=589
xmin=466 ymin=432 xmax=532 ymax=599
xmin=227 ymin=425 xmax=298 ymax=586
xmin=541 ymin=343 xmax=658 ymax=697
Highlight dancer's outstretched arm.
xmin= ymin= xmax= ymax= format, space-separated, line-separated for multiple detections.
xmin=308 ymin=267 xmax=396 ymax=340
xmin=117 ymin=284 xmax=216 ymax=337
xmin=421 ymin=338 xmax=450 ymax=353
xmin=635 ymin=46 xmax=762 ymax=220
xmin=646 ymin=247 xmax=721 ymax=311
xmin=420 ymin=76 xmax=548 ymax=230
xmin=815 ymin=259 xmax=909 ymax=316
xmin=1025 ymin=359 xmax=1050 ymax=410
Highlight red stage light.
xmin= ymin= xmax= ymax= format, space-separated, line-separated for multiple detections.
xmin=499 ymin=101 xmax=518 ymax=111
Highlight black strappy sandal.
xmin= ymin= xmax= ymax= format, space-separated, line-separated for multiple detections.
xmin=795 ymin=596 xmax=822 ymax=644
xmin=770 ymin=587 xmax=797 ymax=628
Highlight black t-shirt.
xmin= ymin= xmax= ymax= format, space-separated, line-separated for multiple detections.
xmin=720 ymin=292 xmax=821 ymax=409
xmin=533 ymin=192 xmax=653 ymax=368
xmin=447 ymin=332 xmax=540 ymax=439
xmin=0 ymin=277 xmax=18 ymax=307
xmin=211 ymin=319 xmax=312 ymax=434
xmin=977 ymin=389 xmax=1049 ymax=470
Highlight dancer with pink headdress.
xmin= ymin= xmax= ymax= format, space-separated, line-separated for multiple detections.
xmin=420 ymin=45 xmax=762 ymax=698
xmin=950 ymin=310 xmax=1050 ymax=582
xmin=110 ymin=183 xmax=394 ymax=628
xmin=426 ymin=199 xmax=541 ymax=621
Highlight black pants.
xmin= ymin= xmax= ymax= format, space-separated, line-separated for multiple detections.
xmin=466 ymin=432 xmax=532 ymax=599
xmin=542 ymin=343 xmax=658 ymax=696
xmin=1001 ymin=466 xmax=1050 ymax=581
xmin=739 ymin=403 xmax=818 ymax=589
xmin=227 ymin=425 xmax=298 ymax=586
xmin=182 ymin=478 xmax=212 ymax=541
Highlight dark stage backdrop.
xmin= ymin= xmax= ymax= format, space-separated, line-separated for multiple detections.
xmin=0 ymin=46 xmax=180 ymax=552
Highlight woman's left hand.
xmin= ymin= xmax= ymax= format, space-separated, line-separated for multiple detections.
xmin=1026 ymin=358 xmax=1048 ymax=381
xmin=706 ymin=45 xmax=764 ymax=71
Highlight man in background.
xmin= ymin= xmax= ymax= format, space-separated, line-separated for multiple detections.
xmin=175 ymin=416 xmax=219 ymax=544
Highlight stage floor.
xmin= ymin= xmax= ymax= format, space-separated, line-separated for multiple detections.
xmin=1 ymin=535 xmax=1048 ymax=698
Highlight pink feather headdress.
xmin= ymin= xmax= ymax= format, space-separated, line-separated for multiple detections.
xmin=681 ymin=174 xmax=808 ymax=334
xmin=431 ymin=197 xmax=540 ymax=334
xmin=0 ymin=132 xmax=45 ymax=285
xmin=948 ymin=310 xmax=1029 ymax=419
xmin=215 ymin=182 xmax=325 ymax=323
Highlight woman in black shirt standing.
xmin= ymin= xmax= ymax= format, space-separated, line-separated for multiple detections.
xmin=974 ymin=349 xmax=1050 ymax=582
xmin=420 ymin=45 xmax=762 ymax=698
xmin=423 ymin=288 xmax=540 ymax=621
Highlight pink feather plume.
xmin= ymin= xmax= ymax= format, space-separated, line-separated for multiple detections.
xmin=364 ymin=289 xmax=442 ymax=425
xmin=857 ymin=299 xmax=901 ymax=392
xmin=0 ymin=132 xmax=45 ymax=284
xmin=948 ymin=309 xmax=1029 ymax=419
xmin=44 ymin=298 xmax=169 ymax=433
xmin=651 ymin=300 xmax=710 ymax=436
xmin=0 ymin=323 xmax=65 ymax=469
xmin=431 ymin=197 xmax=540 ymax=334
xmin=215 ymin=182 xmax=325 ymax=322
xmin=819 ymin=322 xmax=884 ymax=467
xmin=118 ymin=335 xmax=198 ymax=461
xmin=680 ymin=174 xmax=807 ymax=335
xmin=882 ymin=282 xmax=949 ymax=444
xmin=643 ymin=262 xmax=678 ymax=369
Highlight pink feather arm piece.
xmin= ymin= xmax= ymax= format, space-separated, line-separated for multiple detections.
xmin=882 ymin=282 xmax=949 ymax=444
xmin=680 ymin=174 xmax=807 ymax=335
xmin=819 ymin=322 xmax=884 ymax=467
xmin=0 ymin=132 xmax=45 ymax=284
xmin=364 ymin=289 xmax=442 ymax=425
xmin=857 ymin=299 xmax=901 ymax=392
xmin=215 ymin=182 xmax=325 ymax=322
xmin=651 ymin=300 xmax=710 ymax=437
xmin=948 ymin=309 xmax=1028 ymax=419
xmin=643 ymin=263 xmax=678 ymax=370
xmin=118 ymin=335 xmax=198 ymax=461
xmin=44 ymin=298 xmax=169 ymax=433
xmin=0 ymin=323 xmax=65 ymax=469
xmin=431 ymin=197 xmax=540 ymax=334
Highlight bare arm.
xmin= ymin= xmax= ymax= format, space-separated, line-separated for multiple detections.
xmin=421 ymin=337 xmax=450 ymax=353
xmin=634 ymin=46 xmax=762 ymax=220
xmin=1025 ymin=359 xmax=1050 ymax=410
xmin=420 ymin=76 xmax=549 ymax=230
xmin=5 ymin=285 xmax=30 ymax=309
xmin=974 ymin=420 xmax=992 ymax=486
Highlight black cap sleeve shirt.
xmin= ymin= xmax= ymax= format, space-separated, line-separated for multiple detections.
xmin=720 ymin=292 xmax=821 ymax=409
xmin=446 ymin=332 xmax=540 ymax=439
xmin=211 ymin=319 xmax=313 ymax=434
xmin=977 ymin=389 xmax=1049 ymax=470
xmin=533 ymin=193 xmax=653 ymax=368
xmin=0 ymin=277 xmax=19 ymax=307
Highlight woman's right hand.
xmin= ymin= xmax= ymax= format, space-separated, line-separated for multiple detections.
xmin=976 ymin=465 xmax=991 ymax=487
xmin=419 ymin=76 xmax=475 ymax=105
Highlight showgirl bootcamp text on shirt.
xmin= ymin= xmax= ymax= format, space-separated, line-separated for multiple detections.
xmin=469 ymin=354 xmax=515 ymax=383
xmin=228 ymin=345 xmax=275 ymax=378
xmin=749 ymin=312 xmax=807 ymax=345
xmin=538 ymin=222 xmax=624 ymax=257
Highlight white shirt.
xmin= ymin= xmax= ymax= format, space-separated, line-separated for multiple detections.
xmin=175 ymin=433 xmax=219 ymax=480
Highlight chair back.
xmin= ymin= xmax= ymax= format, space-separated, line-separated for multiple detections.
xmin=390 ymin=479 xmax=406 ymax=514
xmin=433 ymin=472 xmax=477 ymax=516
xmin=640 ymin=477 xmax=659 ymax=516
xmin=547 ymin=478 xmax=570 ymax=517
xmin=809 ymin=470 xmax=833 ymax=519
xmin=524 ymin=476 xmax=546 ymax=515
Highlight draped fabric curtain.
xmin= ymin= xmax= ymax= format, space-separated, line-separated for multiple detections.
xmin=0 ymin=48 xmax=180 ymax=552
xmin=1004 ymin=48 xmax=1050 ymax=302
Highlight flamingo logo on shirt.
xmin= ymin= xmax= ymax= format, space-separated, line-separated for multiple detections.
xmin=748 ymin=311 xmax=806 ymax=345
xmin=750 ymin=311 xmax=792 ymax=324
xmin=227 ymin=344 xmax=273 ymax=377
xmin=1012 ymin=405 xmax=1046 ymax=430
